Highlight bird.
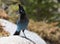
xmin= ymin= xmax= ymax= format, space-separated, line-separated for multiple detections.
xmin=14 ymin=4 xmax=29 ymax=36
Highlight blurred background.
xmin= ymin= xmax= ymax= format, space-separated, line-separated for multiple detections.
xmin=0 ymin=0 xmax=60 ymax=44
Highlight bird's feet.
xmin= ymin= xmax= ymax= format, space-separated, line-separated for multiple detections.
xmin=14 ymin=31 xmax=20 ymax=35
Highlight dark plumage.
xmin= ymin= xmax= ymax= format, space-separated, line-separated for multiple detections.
xmin=14 ymin=4 xmax=29 ymax=35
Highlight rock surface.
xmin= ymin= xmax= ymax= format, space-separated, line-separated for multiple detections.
xmin=0 ymin=36 xmax=33 ymax=44
xmin=20 ymin=30 xmax=47 ymax=44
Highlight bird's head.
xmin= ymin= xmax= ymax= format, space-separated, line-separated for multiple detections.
xmin=18 ymin=4 xmax=26 ymax=19
xmin=18 ymin=4 xmax=26 ymax=15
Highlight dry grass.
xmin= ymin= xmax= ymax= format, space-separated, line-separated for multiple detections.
xmin=0 ymin=9 xmax=9 ymax=19
xmin=0 ymin=24 xmax=10 ymax=37
xmin=28 ymin=19 xmax=60 ymax=44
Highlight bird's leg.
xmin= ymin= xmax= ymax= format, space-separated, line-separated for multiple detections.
xmin=22 ymin=29 xmax=36 ymax=44
xmin=14 ymin=31 xmax=20 ymax=35
xmin=22 ymin=29 xmax=26 ymax=38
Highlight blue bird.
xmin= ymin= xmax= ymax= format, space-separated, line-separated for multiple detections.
xmin=14 ymin=4 xmax=36 ymax=44
xmin=14 ymin=4 xmax=29 ymax=35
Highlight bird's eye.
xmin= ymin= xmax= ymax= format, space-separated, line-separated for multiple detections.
xmin=20 ymin=10 xmax=23 ymax=12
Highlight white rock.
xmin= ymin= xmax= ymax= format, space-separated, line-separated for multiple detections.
xmin=0 ymin=36 xmax=33 ymax=44
xmin=0 ymin=19 xmax=17 ymax=35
